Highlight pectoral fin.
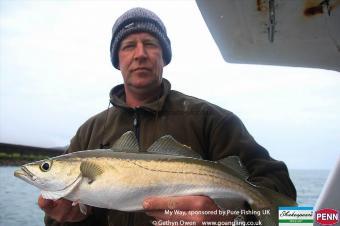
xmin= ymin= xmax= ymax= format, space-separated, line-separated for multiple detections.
xmin=80 ymin=161 xmax=104 ymax=183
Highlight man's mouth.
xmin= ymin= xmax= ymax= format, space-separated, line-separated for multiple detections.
xmin=132 ymin=67 xmax=150 ymax=72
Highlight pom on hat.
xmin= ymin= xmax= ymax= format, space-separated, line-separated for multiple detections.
xmin=110 ymin=7 xmax=172 ymax=69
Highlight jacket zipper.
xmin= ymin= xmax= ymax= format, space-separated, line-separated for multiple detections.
xmin=127 ymin=109 xmax=140 ymax=226
xmin=133 ymin=108 xmax=140 ymax=143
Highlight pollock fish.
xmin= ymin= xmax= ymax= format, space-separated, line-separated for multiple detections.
xmin=14 ymin=131 xmax=296 ymax=225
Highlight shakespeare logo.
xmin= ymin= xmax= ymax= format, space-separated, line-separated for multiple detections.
xmin=279 ymin=206 xmax=313 ymax=225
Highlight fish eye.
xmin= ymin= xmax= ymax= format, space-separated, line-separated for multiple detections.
xmin=40 ymin=160 xmax=52 ymax=172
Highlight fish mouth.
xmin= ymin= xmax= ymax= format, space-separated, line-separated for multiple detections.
xmin=14 ymin=166 xmax=36 ymax=181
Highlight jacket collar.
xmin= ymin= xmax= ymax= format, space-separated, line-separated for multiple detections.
xmin=109 ymin=78 xmax=171 ymax=113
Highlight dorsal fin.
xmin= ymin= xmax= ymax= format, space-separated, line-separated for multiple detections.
xmin=218 ymin=156 xmax=249 ymax=179
xmin=146 ymin=135 xmax=202 ymax=159
xmin=111 ymin=131 xmax=139 ymax=152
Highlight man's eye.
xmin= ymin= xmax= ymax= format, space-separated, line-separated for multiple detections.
xmin=121 ymin=44 xmax=135 ymax=50
xmin=145 ymin=42 xmax=159 ymax=48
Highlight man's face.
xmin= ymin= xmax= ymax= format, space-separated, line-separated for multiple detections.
xmin=118 ymin=32 xmax=164 ymax=93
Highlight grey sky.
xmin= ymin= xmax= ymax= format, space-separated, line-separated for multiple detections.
xmin=0 ymin=0 xmax=339 ymax=170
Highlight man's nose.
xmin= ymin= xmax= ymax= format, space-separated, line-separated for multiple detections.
xmin=133 ymin=43 xmax=147 ymax=60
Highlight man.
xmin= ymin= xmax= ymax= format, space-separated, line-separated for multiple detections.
xmin=38 ymin=7 xmax=296 ymax=226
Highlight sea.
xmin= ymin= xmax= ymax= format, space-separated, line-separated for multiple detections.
xmin=0 ymin=167 xmax=330 ymax=226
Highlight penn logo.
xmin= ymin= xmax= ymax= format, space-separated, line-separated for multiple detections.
xmin=315 ymin=208 xmax=339 ymax=225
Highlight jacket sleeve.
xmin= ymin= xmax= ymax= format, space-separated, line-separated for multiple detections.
xmin=208 ymin=113 xmax=296 ymax=200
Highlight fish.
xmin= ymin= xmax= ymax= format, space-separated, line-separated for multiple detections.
xmin=14 ymin=131 xmax=296 ymax=225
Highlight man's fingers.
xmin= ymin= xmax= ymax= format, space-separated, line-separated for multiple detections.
xmin=144 ymin=196 xmax=233 ymax=224
xmin=144 ymin=196 xmax=178 ymax=210
xmin=143 ymin=195 xmax=217 ymax=211
xmin=38 ymin=195 xmax=57 ymax=210
xmin=38 ymin=196 xmax=90 ymax=223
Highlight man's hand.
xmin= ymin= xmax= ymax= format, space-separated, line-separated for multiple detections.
xmin=143 ymin=195 xmax=235 ymax=225
xmin=38 ymin=195 xmax=92 ymax=223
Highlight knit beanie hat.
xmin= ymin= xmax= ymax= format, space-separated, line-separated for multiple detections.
xmin=110 ymin=7 xmax=172 ymax=69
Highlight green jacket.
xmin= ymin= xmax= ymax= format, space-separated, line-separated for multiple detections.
xmin=45 ymin=79 xmax=296 ymax=226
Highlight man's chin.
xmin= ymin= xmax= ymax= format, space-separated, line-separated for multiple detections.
xmin=127 ymin=79 xmax=161 ymax=92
